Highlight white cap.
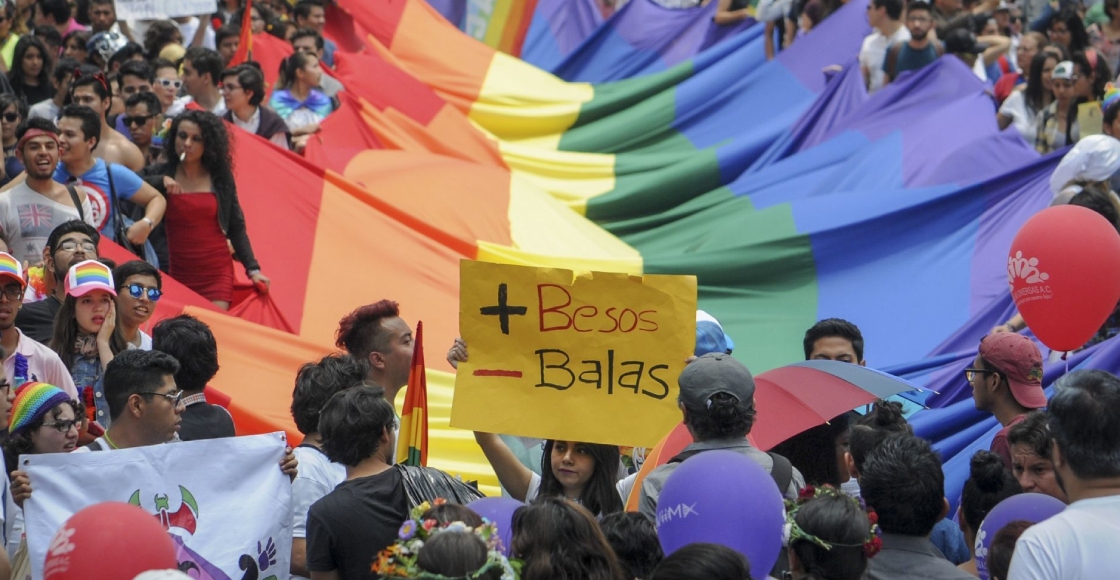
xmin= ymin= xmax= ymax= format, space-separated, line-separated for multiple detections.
xmin=1050 ymin=135 xmax=1120 ymax=197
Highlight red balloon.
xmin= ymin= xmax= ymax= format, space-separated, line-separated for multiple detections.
xmin=1008 ymin=205 xmax=1120 ymax=352
xmin=43 ymin=502 xmax=177 ymax=580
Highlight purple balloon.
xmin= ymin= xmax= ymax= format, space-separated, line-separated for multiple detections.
xmin=467 ymin=496 xmax=524 ymax=555
xmin=975 ymin=493 xmax=1066 ymax=580
xmin=656 ymin=450 xmax=785 ymax=578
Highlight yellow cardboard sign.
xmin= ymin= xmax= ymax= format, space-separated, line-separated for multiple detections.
xmin=451 ymin=260 xmax=697 ymax=447
xmin=1079 ymin=101 xmax=1103 ymax=138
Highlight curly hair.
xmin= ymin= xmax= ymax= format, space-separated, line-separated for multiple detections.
xmin=143 ymin=20 xmax=181 ymax=60
xmin=3 ymin=399 xmax=85 ymax=475
xmin=164 ymin=110 xmax=237 ymax=205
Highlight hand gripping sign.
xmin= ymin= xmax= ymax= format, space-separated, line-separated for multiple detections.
xmin=451 ymin=260 xmax=696 ymax=447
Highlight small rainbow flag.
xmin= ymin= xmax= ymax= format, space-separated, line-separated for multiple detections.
xmin=396 ymin=320 xmax=428 ymax=467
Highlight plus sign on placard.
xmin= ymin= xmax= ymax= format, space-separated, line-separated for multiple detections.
xmin=452 ymin=259 xmax=697 ymax=447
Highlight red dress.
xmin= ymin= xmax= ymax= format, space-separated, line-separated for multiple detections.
xmin=164 ymin=192 xmax=234 ymax=302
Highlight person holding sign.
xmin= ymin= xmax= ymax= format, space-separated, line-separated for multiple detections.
xmin=448 ymin=341 xmax=626 ymax=516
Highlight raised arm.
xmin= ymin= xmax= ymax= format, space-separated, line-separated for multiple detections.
xmin=473 ymin=432 xmax=535 ymax=501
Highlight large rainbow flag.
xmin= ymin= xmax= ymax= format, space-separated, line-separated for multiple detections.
xmin=125 ymin=0 xmax=1120 ymax=502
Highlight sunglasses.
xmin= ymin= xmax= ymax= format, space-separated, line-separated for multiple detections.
xmin=2 ymin=112 xmax=18 ymax=122
xmin=126 ymin=283 xmax=161 ymax=302
xmin=156 ymin=78 xmax=183 ymax=90
xmin=123 ymin=114 xmax=154 ymax=127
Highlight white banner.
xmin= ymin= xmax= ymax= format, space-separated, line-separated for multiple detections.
xmin=22 ymin=433 xmax=292 ymax=580
xmin=113 ymin=0 xmax=218 ymax=20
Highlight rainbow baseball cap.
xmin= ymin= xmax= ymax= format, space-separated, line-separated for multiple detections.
xmin=0 ymin=252 xmax=25 ymax=289
xmin=65 ymin=260 xmax=116 ymax=298
xmin=8 ymin=382 xmax=72 ymax=434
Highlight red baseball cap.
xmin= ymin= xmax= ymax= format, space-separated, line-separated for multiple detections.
xmin=979 ymin=333 xmax=1047 ymax=409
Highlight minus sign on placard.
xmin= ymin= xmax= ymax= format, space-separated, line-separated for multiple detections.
xmin=473 ymin=369 xmax=524 ymax=378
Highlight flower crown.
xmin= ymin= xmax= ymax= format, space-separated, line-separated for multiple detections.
xmin=372 ymin=499 xmax=520 ymax=580
xmin=782 ymin=485 xmax=882 ymax=559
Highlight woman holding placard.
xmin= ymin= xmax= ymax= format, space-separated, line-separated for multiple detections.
xmin=449 ymin=338 xmax=626 ymax=515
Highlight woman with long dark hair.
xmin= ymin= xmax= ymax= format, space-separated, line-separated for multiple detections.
xmin=49 ymin=260 xmax=127 ymax=428
xmin=474 ymin=433 xmax=625 ymax=516
xmin=7 ymin=35 xmax=52 ymax=106
xmin=268 ymin=51 xmax=333 ymax=150
xmin=999 ymin=52 xmax=1059 ymax=144
xmin=154 ymin=110 xmax=269 ymax=309
xmin=770 ymin=411 xmax=851 ymax=487
xmin=511 ymin=497 xmax=628 ymax=580
xmin=1047 ymin=7 xmax=1089 ymax=55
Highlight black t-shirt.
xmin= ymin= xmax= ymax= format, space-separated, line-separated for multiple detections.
xmin=306 ymin=468 xmax=408 ymax=579
xmin=15 ymin=295 xmax=61 ymax=344
xmin=179 ymin=402 xmax=236 ymax=441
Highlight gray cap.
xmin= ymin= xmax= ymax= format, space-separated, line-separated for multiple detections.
xmin=678 ymin=353 xmax=755 ymax=409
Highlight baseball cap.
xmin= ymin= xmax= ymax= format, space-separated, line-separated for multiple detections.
xmin=1052 ymin=60 xmax=1076 ymax=81
xmin=695 ymin=310 xmax=735 ymax=356
xmin=0 ymin=252 xmax=26 ymax=289
xmin=678 ymin=352 xmax=755 ymax=409
xmin=979 ymin=333 xmax=1047 ymax=409
xmin=944 ymin=28 xmax=989 ymax=55
xmin=65 ymin=260 xmax=116 ymax=298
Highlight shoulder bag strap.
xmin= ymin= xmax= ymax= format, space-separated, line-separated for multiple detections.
xmin=65 ymin=183 xmax=85 ymax=223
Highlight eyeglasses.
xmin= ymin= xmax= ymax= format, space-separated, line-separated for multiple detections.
xmin=125 ymin=283 xmax=161 ymax=302
xmin=0 ymin=285 xmax=22 ymax=301
xmin=2 ymin=112 xmax=18 ymax=122
xmin=964 ymin=368 xmax=1001 ymax=382
xmin=41 ymin=419 xmax=80 ymax=433
xmin=138 ymin=390 xmax=184 ymax=406
xmin=156 ymin=78 xmax=182 ymax=90
xmin=57 ymin=240 xmax=96 ymax=253
xmin=123 ymin=114 xmax=154 ymax=127
xmin=219 ymin=83 xmax=242 ymax=92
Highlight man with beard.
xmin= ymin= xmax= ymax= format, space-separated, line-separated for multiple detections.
xmin=15 ymin=220 xmax=99 ymax=342
xmin=0 ymin=251 xmax=77 ymax=396
xmin=883 ymin=1 xmax=944 ymax=85
xmin=1008 ymin=370 xmax=1120 ymax=579
xmin=0 ymin=119 xmax=95 ymax=265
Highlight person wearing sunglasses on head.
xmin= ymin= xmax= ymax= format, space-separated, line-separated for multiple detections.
xmin=112 ymin=260 xmax=160 ymax=351
xmin=2 ymin=382 xmax=82 ymax=557
xmin=151 ymin=57 xmax=190 ymax=118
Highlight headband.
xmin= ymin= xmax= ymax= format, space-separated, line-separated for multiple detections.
xmin=16 ymin=128 xmax=60 ymax=152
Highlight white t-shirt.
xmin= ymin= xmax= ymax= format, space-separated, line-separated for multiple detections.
xmin=291 ymin=444 xmax=346 ymax=580
xmin=523 ymin=471 xmax=630 ymax=506
xmin=0 ymin=182 xmax=94 ymax=264
xmin=27 ymin=99 xmax=60 ymax=121
xmin=177 ymin=17 xmax=216 ymax=50
xmin=860 ymin=26 xmax=911 ymax=93
xmin=999 ymin=89 xmax=1040 ymax=145
xmin=1008 ymin=494 xmax=1120 ymax=580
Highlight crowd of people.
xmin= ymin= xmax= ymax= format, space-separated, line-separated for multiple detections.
xmin=0 ymin=0 xmax=1104 ymax=579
